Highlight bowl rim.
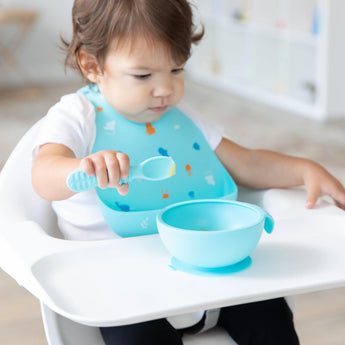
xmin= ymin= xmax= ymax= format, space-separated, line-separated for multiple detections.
xmin=156 ymin=199 xmax=265 ymax=233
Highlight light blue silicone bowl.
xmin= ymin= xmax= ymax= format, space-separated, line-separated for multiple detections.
xmin=157 ymin=199 xmax=274 ymax=268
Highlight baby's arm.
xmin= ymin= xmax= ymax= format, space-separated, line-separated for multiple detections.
xmin=32 ymin=143 xmax=129 ymax=201
xmin=216 ymin=138 xmax=345 ymax=209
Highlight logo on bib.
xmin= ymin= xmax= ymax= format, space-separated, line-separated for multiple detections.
xmin=205 ymin=173 xmax=216 ymax=186
xmin=140 ymin=217 xmax=149 ymax=229
xmin=104 ymin=120 xmax=116 ymax=132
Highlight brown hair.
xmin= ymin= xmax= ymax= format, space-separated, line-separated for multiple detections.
xmin=62 ymin=0 xmax=204 ymax=79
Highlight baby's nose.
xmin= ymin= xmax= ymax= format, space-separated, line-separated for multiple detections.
xmin=152 ymin=80 xmax=173 ymax=98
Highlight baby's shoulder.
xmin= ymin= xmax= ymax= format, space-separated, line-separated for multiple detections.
xmin=48 ymin=93 xmax=96 ymax=124
xmin=59 ymin=93 xmax=94 ymax=114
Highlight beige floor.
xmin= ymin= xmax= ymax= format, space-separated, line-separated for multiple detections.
xmin=1 ymin=80 xmax=345 ymax=344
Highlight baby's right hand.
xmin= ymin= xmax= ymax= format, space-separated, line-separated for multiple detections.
xmin=79 ymin=150 xmax=130 ymax=195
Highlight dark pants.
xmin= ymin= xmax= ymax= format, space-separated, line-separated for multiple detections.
xmin=100 ymin=297 xmax=299 ymax=345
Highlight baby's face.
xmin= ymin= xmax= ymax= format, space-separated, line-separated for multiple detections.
xmin=97 ymin=37 xmax=185 ymax=123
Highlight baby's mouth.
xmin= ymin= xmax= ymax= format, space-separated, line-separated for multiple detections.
xmin=149 ymin=105 xmax=168 ymax=113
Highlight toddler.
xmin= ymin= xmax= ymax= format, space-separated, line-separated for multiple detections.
xmin=32 ymin=0 xmax=345 ymax=344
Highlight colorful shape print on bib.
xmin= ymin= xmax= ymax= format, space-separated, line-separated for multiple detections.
xmin=193 ymin=142 xmax=200 ymax=150
xmin=146 ymin=123 xmax=156 ymax=135
xmin=78 ymin=85 xmax=237 ymax=237
xmin=185 ymin=164 xmax=193 ymax=176
xmin=158 ymin=147 xmax=169 ymax=156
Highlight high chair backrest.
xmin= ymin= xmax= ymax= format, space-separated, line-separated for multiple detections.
xmin=0 ymin=120 xmax=61 ymax=238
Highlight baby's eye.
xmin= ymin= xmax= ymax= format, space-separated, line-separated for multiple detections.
xmin=171 ymin=68 xmax=184 ymax=74
xmin=133 ymin=74 xmax=151 ymax=80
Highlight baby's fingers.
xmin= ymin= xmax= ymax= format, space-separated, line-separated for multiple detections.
xmin=335 ymin=200 xmax=345 ymax=211
xmin=305 ymin=186 xmax=320 ymax=209
xmin=328 ymin=182 xmax=345 ymax=210
xmin=80 ymin=157 xmax=96 ymax=176
xmin=80 ymin=156 xmax=109 ymax=188
xmin=80 ymin=154 xmax=109 ymax=188
xmin=307 ymin=177 xmax=345 ymax=210
xmin=104 ymin=152 xmax=130 ymax=195
xmin=116 ymin=152 xmax=130 ymax=195
xmin=93 ymin=155 xmax=109 ymax=188
xmin=116 ymin=152 xmax=130 ymax=182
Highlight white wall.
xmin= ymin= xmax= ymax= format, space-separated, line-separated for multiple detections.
xmin=1 ymin=0 xmax=79 ymax=86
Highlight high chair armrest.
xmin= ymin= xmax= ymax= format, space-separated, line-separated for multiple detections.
xmin=0 ymin=220 xmax=94 ymax=300
xmin=237 ymin=186 xmax=342 ymax=219
xmin=237 ymin=186 xmax=307 ymax=211
xmin=0 ymin=220 xmax=53 ymax=302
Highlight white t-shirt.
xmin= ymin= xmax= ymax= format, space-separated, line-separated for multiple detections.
xmin=33 ymin=93 xmax=223 ymax=241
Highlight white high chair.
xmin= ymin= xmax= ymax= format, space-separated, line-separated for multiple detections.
xmin=1 ymin=120 xmax=345 ymax=345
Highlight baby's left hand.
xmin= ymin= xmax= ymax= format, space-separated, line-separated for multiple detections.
xmin=303 ymin=161 xmax=345 ymax=210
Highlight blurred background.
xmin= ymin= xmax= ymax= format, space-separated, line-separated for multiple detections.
xmin=0 ymin=0 xmax=76 ymax=86
xmin=1 ymin=0 xmax=345 ymax=344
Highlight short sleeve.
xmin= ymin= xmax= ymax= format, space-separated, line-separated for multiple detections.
xmin=32 ymin=93 xmax=96 ymax=159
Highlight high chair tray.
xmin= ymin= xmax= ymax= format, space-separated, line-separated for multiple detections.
xmin=1 ymin=206 xmax=345 ymax=327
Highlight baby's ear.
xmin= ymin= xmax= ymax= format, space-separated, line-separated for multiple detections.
xmin=78 ymin=50 xmax=102 ymax=83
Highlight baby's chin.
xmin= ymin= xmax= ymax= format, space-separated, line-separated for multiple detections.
xmin=124 ymin=109 xmax=170 ymax=123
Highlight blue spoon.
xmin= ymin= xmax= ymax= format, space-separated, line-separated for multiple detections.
xmin=66 ymin=156 xmax=176 ymax=192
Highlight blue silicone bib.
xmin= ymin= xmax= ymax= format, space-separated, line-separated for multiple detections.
xmin=78 ymin=85 xmax=237 ymax=236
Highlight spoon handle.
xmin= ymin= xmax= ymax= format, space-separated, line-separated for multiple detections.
xmin=66 ymin=170 xmax=130 ymax=192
